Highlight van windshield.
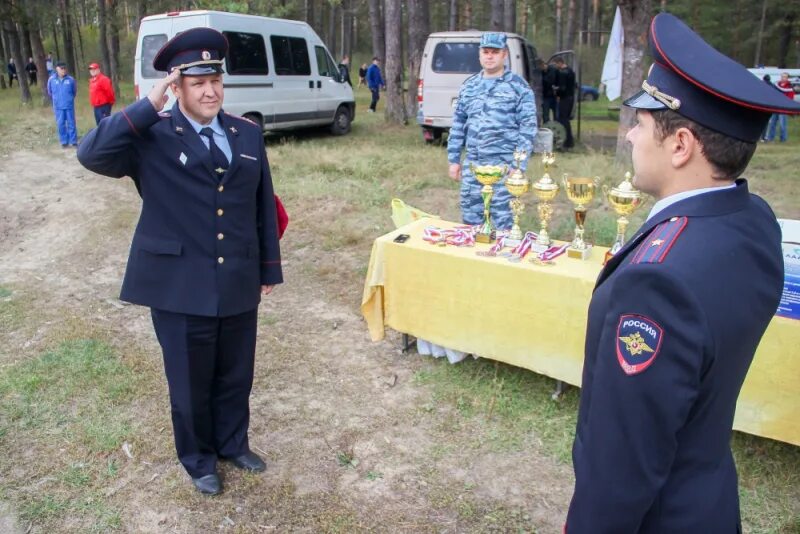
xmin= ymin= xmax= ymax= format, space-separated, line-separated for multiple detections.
xmin=432 ymin=42 xmax=481 ymax=74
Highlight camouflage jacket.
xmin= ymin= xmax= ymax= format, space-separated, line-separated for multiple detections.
xmin=447 ymin=69 xmax=537 ymax=170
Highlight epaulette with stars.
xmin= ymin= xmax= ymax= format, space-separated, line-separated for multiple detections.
xmin=630 ymin=216 xmax=688 ymax=264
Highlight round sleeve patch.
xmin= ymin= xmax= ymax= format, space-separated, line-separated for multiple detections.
xmin=616 ymin=314 xmax=664 ymax=375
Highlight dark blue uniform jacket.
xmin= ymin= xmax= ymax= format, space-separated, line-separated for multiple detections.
xmin=78 ymin=98 xmax=283 ymax=317
xmin=567 ymin=180 xmax=783 ymax=533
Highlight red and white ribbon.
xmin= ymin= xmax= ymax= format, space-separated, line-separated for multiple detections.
xmin=422 ymin=225 xmax=476 ymax=247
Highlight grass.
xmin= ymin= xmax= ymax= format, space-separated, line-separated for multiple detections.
xmin=0 ymin=77 xmax=799 ymax=531
xmin=0 ymin=337 xmax=141 ymax=532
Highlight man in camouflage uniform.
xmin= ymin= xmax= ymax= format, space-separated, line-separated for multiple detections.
xmin=447 ymin=32 xmax=538 ymax=229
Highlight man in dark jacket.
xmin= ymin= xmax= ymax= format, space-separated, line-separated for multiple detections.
xmin=77 ymin=28 xmax=283 ymax=497
xmin=553 ymin=56 xmax=576 ymax=148
xmin=565 ymin=13 xmax=800 ymax=533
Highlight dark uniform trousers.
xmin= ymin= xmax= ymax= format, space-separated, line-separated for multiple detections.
xmin=151 ymin=308 xmax=257 ymax=477
xmin=77 ymin=98 xmax=283 ymax=479
xmin=566 ymin=180 xmax=782 ymax=533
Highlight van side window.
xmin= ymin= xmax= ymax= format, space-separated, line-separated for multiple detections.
xmin=141 ymin=34 xmax=168 ymax=79
xmin=314 ymin=46 xmax=339 ymax=78
xmin=270 ymin=35 xmax=311 ymax=76
xmin=431 ymin=42 xmax=481 ymax=74
xmin=223 ymin=31 xmax=269 ymax=75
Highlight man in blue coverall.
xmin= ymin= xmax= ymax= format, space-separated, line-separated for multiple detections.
xmin=366 ymin=56 xmax=385 ymax=112
xmin=47 ymin=62 xmax=78 ymax=147
xmin=565 ymin=13 xmax=800 ymax=533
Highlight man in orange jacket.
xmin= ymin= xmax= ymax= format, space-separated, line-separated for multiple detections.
xmin=88 ymin=62 xmax=116 ymax=125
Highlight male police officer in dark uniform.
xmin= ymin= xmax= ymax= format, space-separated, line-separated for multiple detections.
xmin=566 ymin=14 xmax=800 ymax=532
xmin=77 ymin=28 xmax=283 ymax=496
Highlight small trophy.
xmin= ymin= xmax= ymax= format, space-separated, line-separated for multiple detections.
xmin=505 ymin=150 xmax=530 ymax=246
xmin=531 ymin=152 xmax=559 ymax=249
xmin=470 ymin=163 xmax=508 ymax=244
xmin=604 ymin=172 xmax=644 ymax=263
xmin=563 ymin=174 xmax=599 ymax=260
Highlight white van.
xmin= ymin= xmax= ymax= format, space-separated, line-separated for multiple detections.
xmin=135 ymin=10 xmax=355 ymax=135
xmin=416 ymin=30 xmax=541 ymax=144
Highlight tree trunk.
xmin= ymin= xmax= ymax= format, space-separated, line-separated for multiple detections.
xmin=615 ymin=0 xmax=652 ymax=165
xmin=406 ymin=0 xmax=429 ymax=118
xmin=521 ymin=0 xmax=530 ymax=39
xmin=29 ymin=17 xmax=51 ymax=105
xmin=753 ymin=0 xmax=768 ymax=67
xmin=342 ymin=0 xmax=354 ymax=59
xmin=777 ymin=13 xmax=795 ymax=67
xmin=327 ymin=1 xmax=337 ymax=55
xmin=463 ymin=0 xmax=473 ymax=29
xmin=368 ymin=0 xmax=385 ymax=60
xmin=448 ymin=0 xmax=458 ymax=31
xmin=137 ymin=0 xmax=148 ymax=29
xmin=52 ymin=23 xmax=61 ymax=62
xmin=556 ymin=0 xmax=563 ymax=50
xmin=591 ymin=0 xmax=600 ymax=46
xmin=19 ymin=22 xmax=33 ymax=65
xmin=579 ymin=0 xmax=589 ymax=46
xmin=74 ymin=13 xmax=85 ymax=75
xmin=503 ymin=0 xmax=515 ymax=33
xmin=59 ymin=0 xmax=77 ymax=74
xmin=3 ymin=18 xmax=32 ymax=103
xmin=490 ymin=0 xmax=503 ymax=31
xmin=108 ymin=0 xmax=121 ymax=97
xmin=383 ymin=0 xmax=406 ymax=124
xmin=98 ymin=0 xmax=111 ymax=75
xmin=0 ymin=25 xmax=7 ymax=90
xmin=566 ymin=0 xmax=576 ymax=50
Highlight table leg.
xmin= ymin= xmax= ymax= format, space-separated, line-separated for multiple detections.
xmin=551 ymin=380 xmax=565 ymax=400
xmin=401 ymin=334 xmax=416 ymax=353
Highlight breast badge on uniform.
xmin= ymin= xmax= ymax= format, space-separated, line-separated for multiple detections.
xmin=616 ymin=314 xmax=664 ymax=375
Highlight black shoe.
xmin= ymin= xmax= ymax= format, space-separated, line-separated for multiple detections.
xmin=228 ymin=451 xmax=266 ymax=472
xmin=192 ymin=473 xmax=222 ymax=495
xmin=61 ymin=144 xmax=68 ymax=148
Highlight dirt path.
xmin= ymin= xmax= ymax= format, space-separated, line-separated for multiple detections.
xmin=0 ymin=147 xmax=573 ymax=532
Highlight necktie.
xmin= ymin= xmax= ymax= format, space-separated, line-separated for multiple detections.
xmin=199 ymin=127 xmax=228 ymax=178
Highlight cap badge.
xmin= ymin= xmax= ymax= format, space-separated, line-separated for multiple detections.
xmin=202 ymin=50 xmax=211 ymax=60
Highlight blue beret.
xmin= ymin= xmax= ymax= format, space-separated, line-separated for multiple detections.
xmin=153 ymin=28 xmax=228 ymax=76
xmin=624 ymin=13 xmax=800 ymax=142
xmin=480 ymin=32 xmax=507 ymax=49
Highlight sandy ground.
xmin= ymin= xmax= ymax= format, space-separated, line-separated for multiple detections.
xmin=0 ymin=147 xmax=573 ymax=533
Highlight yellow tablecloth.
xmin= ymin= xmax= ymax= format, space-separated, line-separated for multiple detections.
xmin=362 ymin=218 xmax=800 ymax=446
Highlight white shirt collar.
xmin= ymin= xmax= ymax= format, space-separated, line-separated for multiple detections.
xmin=647 ymin=183 xmax=737 ymax=221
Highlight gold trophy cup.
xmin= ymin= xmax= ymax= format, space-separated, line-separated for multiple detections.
xmin=470 ymin=163 xmax=508 ymax=244
xmin=505 ymin=150 xmax=530 ymax=246
xmin=531 ymin=152 xmax=559 ymax=249
xmin=604 ymin=172 xmax=644 ymax=263
xmin=563 ymin=175 xmax=599 ymax=260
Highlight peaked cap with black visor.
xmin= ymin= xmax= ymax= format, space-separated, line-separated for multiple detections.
xmin=153 ymin=27 xmax=228 ymax=76
xmin=624 ymin=13 xmax=800 ymax=143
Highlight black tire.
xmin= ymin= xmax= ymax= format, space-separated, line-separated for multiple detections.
xmin=423 ymin=127 xmax=443 ymax=145
xmin=330 ymin=106 xmax=351 ymax=135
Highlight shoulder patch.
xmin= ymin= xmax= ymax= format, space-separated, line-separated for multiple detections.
xmin=630 ymin=216 xmax=688 ymax=264
xmin=224 ymin=112 xmax=258 ymax=128
xmin=616 ymin=314 xmax=664 ymax=375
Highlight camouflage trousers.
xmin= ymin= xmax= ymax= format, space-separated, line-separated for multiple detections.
xmin=459 ymin=160 xmax=513 ymax=230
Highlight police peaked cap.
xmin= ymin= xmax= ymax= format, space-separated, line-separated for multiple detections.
xmin=153 ymin=28 xmax=228 ymax=76
xmin=624 ymin=13 xmax=800 ymax=142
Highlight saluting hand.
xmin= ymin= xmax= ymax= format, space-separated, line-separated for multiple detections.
xmin=261 ymin=285 xmax=274 ymax=296
xmin=147 ymin=68 xmax=181 ymax=112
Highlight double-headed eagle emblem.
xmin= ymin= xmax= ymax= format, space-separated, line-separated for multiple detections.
xmin=619 ymin=331 xmax=655 ymax=356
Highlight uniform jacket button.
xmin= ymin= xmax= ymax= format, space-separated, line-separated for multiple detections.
xmin=217 ymin=208 xmax=224 ymax=216
xmin=218 ymin=257 xmax=224 ymax=264
xmin=217 ymin=233 xmax=224 ymax=240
